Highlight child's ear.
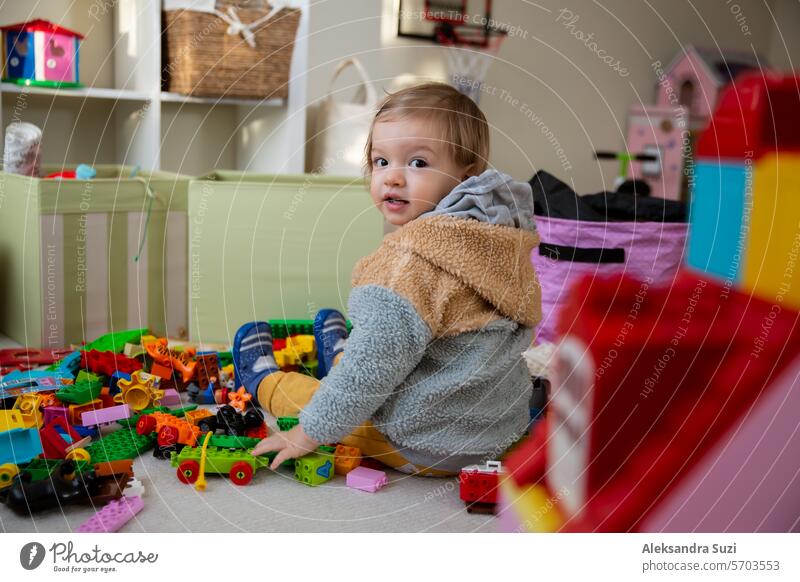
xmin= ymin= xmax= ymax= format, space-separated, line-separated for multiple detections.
xmin=462 ymin=163 xmax=477 ymax=181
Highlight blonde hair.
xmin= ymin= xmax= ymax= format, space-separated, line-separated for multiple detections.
xmin=363 ymin=82 xmax=490 ymax=177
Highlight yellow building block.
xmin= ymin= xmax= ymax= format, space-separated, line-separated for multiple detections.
xmin=13 ymin=394 xmax=43 ymax=429
xmin=0 ymin=410 xmax=25 ymax=432
xmin=743 ymin=153 xmax=800 ymax=309
xmin=499 ymin=479 xmax=564 ymax=533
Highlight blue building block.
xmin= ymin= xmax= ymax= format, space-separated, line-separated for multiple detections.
xmin=687 ymin=161 xmax=749 ymax=283
xmin=109 ymin=371 xmax=132 ymax=397
xmin=0 ymin=427 xmax=43 ymax=465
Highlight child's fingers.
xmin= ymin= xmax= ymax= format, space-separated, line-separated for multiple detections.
xmin=270 ymin=449 xmax=294 ymax=470
xmin=251 ymin=435 xmax=282 ymax=456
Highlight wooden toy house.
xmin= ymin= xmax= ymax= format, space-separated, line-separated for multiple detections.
xmin=626 ymin=45 xmax=761 ymax=202
xmin=1 ymin=19 xmax=82 ymax=87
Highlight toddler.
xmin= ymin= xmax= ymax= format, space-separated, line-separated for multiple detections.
xmin=234 ymin=82 xmax=541 ymax=475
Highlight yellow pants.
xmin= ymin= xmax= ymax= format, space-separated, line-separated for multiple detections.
xmin=256 ymin=355 xmax=453 ymax=477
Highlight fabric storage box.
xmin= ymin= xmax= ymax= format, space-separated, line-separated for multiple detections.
xmin=162 ymin=2 xmax=301 ymax=99
xmin=0 ymin=166 xmax=190 ymax=348
xmin=188 ymin=172 xmax=383 ymax=343
xmin=529 ymin=171 xmax=689 ymax=343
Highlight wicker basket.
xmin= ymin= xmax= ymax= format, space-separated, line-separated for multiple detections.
xmin=162 ymin=2 xmax=301 ymax=99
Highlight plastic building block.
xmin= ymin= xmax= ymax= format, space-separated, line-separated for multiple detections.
xmin=0 ymin=409 xmax=26 ymax=432
xmin=81 ymin=404 xmax=132 ymax=427
xmin=109 ymin=372 xmax=132 ymax=397
xmin=0 ymin=347 xmax=73 ymax=368
xmin=194 ymin=352 xmax=220 ymax=389
xmin=83 ymin=428 xmax=156 ymax=463
xmin=19 ymin=458 xmax=91 ymax=482
xmin=160 ymin=389 xmax=181 ymax=407
xmin=95 ymin=459 xmax=134 ymax=478
xmin=65 ymin=447 xmax=92 ymax=463
xmin=76 ymin=370 xmax=102 ymax=384
xmin=459 ymin=461 xmax=503 ymax=511
xmin=227 ymin=387 xmax=252 ymax=413
xmin=2 ymin=368 xmax=74 ymax=383
xmin=334 ymin=444 xmax=362 ymax=475
xmin=123 ymin=477 xmax=145 ymax=498
xmin=244 ymin=422 xmax=268 ymax=439
xmin=39 ymin=416 xmax=82 ymax=459
xmin=143 ymin=337 xmax=196 ymax=383
xmin=135 ymin=412 xmax=201 ymax=447
xmin=277 ymin=416 xmax=299 ymax=432
xmin=1 ymin=427 xmax=44 ymax=464
xmin=76 ymin=495 xmax=144 ymax=533
xmin=56 ymin=378 xmax=103 ymax=405
xmin=0 ymin=463 xmax=19 ymax=489
xmin=123 ymin=343 xmax=146 ymax=359
xmin=4 ymin=460 xmax=98 ymax=514
xmin=13 ymin=394 xmax=44 ymax=428
xmin=68 ymin=399 xmax=103 ymax=426
xmin=294 ymin=450 xmax=334 ymax=487
xmin=171 ymin=445 xmax=272 ymax=486
xmin=0 ymin=375 xmax=65 ymax=400
xmin=83 ymin=328 xmax=149 ymax=354
xmin=270 ymin=320 xmax=314 ymax=339
xmin=80 ymin=350 xmax=142 ymax=377
xmin=346 ymin=466 xmax=388 ymax=493
xmin=184 ymin=409 xmax=214 ymax=427
xmin=51 ymin=350 xmax=82 ymax=376
xmin=208 ymin=434 xmax=261 ymax=449
xmin=114 ymin=370 xmax=164 ymax=411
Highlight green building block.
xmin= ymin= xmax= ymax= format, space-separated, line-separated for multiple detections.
xmin=276 ymin=417 xmax=299 ymax=432
xmin=318 ymin=445 xmax=336 ymax=454
xmin=19 ymin=458 xmax=92 ymax=482
xmin=294 ymin=451 xmax=334 ymax=486
xmin=209 ymin=434 xmax=261 ymax=449
xmin=169 ymin=405 xmax=197 ymax=417
xmin=83 ymin=428 xmax=156 ymax=463
xmin=170 ymin=446 xmax=274 ymax=484
xmin=83 ymin=328 xmax=150 ymax=353
xmin=217 ymin=350 xmax=233 ymax=369
xmin=76 ymin=370 xmax=102 ymax=384
xmin=56 ymin=379 xmax=103 ymax=405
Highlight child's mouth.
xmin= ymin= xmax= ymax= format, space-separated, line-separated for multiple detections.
xmin=384 ymin=197 xmax=409 ymax=211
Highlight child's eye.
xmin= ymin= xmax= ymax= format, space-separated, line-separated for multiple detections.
xmin=373 ymin=157 xmax=388 ymax=167
xmin=410 ymin=158 xmax=427 ymax=168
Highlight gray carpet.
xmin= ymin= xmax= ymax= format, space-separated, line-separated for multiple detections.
xmin=1 ymin=440 xmax=496 ymax=533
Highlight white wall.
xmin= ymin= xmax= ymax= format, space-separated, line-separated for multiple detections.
xmin=306 ymin=0 xmax=799 ymax=192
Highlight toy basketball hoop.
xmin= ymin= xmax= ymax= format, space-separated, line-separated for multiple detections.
xmin=424 ymin=0 xmax=507 ymax=103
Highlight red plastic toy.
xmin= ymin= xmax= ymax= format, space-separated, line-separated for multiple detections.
xmin=80 ymin=350 xmax=142 ymax=377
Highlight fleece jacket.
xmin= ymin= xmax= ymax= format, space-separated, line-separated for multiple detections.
xmin=299 ymin=170 xmax=541 ymax=470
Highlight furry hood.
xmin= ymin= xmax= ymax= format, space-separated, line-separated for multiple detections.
xmin=382 ymin=214 xmax=541 ymax=328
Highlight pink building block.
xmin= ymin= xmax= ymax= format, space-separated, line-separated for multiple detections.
xmin=346 ymin=466 xmax=388 ymax=493
xmin=81 ymin=404 xmax=131 ymax=427
xmin=160 ymin=388 xmax=181 ymax=407
xmin=76 ymin=496 xmax=143 ymax=533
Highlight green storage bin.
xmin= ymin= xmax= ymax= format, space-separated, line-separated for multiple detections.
xmin=0 ymin=165 xmax=191 ymax=348
xmin=188 ymin=172 xmax=382 ymax=343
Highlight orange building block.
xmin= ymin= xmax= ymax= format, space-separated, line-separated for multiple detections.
xmin=334 ymin=444 xmax=361 ymax=475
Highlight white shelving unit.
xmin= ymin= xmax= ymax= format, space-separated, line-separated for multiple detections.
xmin=0 ymin=0 xmax=309 ymax=174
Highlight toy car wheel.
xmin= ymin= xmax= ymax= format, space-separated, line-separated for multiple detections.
xmin=136 ymin=414 xmax=157 ymax=435
xmin=229 ymin=461 xmax=254 ymax=485
xmin=66 ymin=448 xmax=91 ymax=463
xmin=177 ymin=460 xmax=200 ymax=484
xmin=158 ymin=425 xmax=180 ymax=447
xmin=0 ymin=464 xmax=19 ymax=490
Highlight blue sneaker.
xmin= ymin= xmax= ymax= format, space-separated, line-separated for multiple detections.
xmin=314 ymin=309 xmax=348 ymax=378
xmin=232 ymin=321 xmax=280 ymax=398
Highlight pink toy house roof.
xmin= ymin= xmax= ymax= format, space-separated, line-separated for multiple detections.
xmin=663 ymin=44 xmax=760 ymax=88
xmin=0 ymin=19 xmax=84 ymax=39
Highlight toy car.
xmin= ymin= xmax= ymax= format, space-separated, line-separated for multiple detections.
xmin=195 ymin=403 xmax=265 ymax=437
xmin=170 ymin=445 xmax=273 ymax=486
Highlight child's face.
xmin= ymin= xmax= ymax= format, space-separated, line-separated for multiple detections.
xmin=369 ymin=117 xmax=474 ymax=226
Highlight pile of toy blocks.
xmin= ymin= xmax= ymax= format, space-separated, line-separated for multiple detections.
xmin=0 ymin=319 xmax=387 ymax=531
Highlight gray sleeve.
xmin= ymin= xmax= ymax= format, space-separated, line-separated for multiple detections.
xmin=299 ymin=284 xmax=433 ymax=444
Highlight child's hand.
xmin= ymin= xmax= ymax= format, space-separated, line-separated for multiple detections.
xmin=251 ymin=424 xmax=320 ymax=470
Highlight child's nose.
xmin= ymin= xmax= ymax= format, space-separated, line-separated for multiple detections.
xmin=383 ymin=167 xmax=405 ymax=187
